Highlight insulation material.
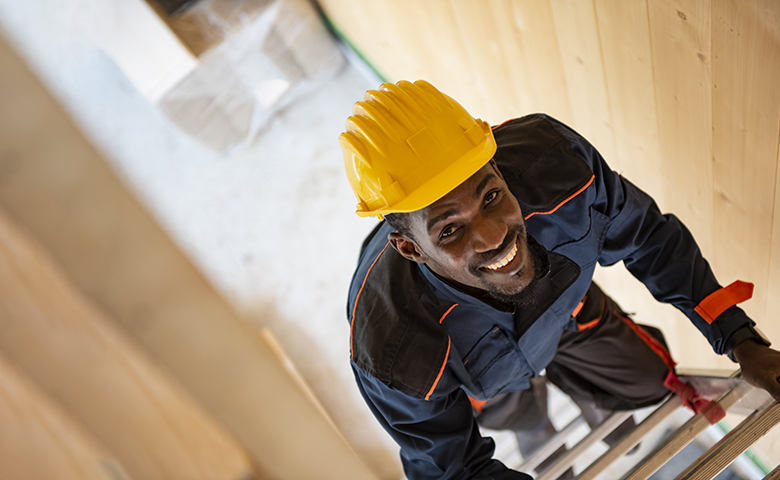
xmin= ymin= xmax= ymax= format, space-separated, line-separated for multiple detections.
xmin=158 ymin=0 xmax=344 ymax=152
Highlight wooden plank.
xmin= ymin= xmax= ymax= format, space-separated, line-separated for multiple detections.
xmin=408 ymin=0 xmax=485 ymax=115
xmin=712 ymin=0 xmax=780 ymax=325
xmin=550 ymin=0 xmax=618 ymax=165
xmin=590 ymin=2 xmax=678 ymax=365
xmin=492 ymin=0 xmax=574 ymax=124
xmin=594 ymin=0 xmax=665 ymax=203
xmin=0 ymin=207 xmax=257 ymax=480
xmin=647 ymin=0 xmax=718 ymax=369
xmin=647 ymin=0 xmax=713 ymax=252
xmin=448 ymin=0 xmax=519 ymax=122
xmin=0 ymin=33 xmax=378 ymax=480
xmin=0 ymin=352 xmax=120 ymax=480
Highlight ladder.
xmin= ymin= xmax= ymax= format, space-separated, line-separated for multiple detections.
xmin=491 ymin=369 xmax=780 ymax=479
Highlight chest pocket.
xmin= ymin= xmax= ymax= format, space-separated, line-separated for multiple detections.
xmin=551 ymin=208 xmax=610 ymax=269
xmin=462 ymin=326 xmax=533 ymax=400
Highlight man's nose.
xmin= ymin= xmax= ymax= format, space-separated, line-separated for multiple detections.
xmin=472 ymin=216 xmax=508 ymax=253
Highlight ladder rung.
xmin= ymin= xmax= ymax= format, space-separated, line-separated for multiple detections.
xmin=535 ymin=410 xmax=633 ymax=480
xmin=518 ymin=415 xmax=587 ymax=473
xmin=674 ymin=401 xmax=780 ymax=480
xmin=574 ymin=394 xmax=682 ymax=480
xmin=622 ymin=379 xmax=753 ymax=480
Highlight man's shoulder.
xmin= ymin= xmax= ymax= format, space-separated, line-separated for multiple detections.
xmin=348 ymin=223 xmax=455 ymax=399
xmin=493 ymin=114 xmax=595 ymax=217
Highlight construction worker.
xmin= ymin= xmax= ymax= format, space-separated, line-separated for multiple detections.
xmin=341 ymin=80 xmax=780 ymax=480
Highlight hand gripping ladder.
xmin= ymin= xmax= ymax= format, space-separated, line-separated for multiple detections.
xmin=526 ymin=369 xmax=779 ymax=480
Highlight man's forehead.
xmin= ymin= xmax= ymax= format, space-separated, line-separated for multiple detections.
xmin=421 ymin=164 xmax=498 ymax=231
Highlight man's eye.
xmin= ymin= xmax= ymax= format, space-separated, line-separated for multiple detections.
xmin=485 ymin=191 xmax=498 ymax=203
xmin=441 ymin=226 xmax=457 ymax=238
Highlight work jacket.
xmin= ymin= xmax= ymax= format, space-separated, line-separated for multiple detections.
xmin=346 ymin=114 xmax=753 ymax=480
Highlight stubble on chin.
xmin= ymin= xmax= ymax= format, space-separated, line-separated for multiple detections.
xmin=484 ymin=245 xmax=544 ymax=310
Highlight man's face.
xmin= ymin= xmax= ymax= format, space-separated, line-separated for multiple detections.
xmin=389 ymin=162 xmax=537 ymax=299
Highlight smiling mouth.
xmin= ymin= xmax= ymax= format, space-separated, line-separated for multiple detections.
xmin=484 ymin=241 xmax=518 ymax=271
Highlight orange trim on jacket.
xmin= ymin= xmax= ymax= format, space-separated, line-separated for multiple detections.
xmin=426 ymin=337 xmax=451 ymax=401
xmin=424 ymin=304 xmax=458 ymax=400
xmin=524 ymin=175 xmax=595 ymax=220
xmin=468 ymin=396 xmax=488 ymax=414
xmin=694 ymin=280 xmax=754 ymax=325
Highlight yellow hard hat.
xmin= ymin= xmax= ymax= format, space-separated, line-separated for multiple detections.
xmin=339 ymin=80 xmax=497 ymax=219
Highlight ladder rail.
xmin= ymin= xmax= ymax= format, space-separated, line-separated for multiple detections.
xmin=573 ymin=394 xmax=682 ymax=480
xmin=517 ymin=415 xmax=587 ymax=473
xmin=620 ymin=379 xmax=754 ymax=480
xmin=535 ymin=410 xmax=633 ymax=480
xmin=674 ymin=401 xmax=780 ymax=480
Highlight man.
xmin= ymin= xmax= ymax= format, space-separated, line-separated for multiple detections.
xmin=340 ymin=80 xmax=780 ymax=480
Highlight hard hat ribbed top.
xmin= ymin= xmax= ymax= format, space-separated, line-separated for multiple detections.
xmin=340 ymin=80 xmax=496 ymax=219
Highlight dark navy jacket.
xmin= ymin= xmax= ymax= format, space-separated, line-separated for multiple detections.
xmin=346 ymin=115 xmax=752 ymax=479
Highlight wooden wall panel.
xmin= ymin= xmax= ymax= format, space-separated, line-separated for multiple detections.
xmin=594 ymin=0 xmax=664 ymax=202
xmin=450 ymin=0 xmax=518 ymax=121
xmin=499 ymin=0 xmax=573 ymax=124
xmin=550 ymin=0 xmax=617 ymax=165
xmin=645 ymin=0 xmax=720 ymax=367
xmin=711 ymin=0 xmax=780 ymax=328
xmin=647 ymin=0 xmax=714 ymax=255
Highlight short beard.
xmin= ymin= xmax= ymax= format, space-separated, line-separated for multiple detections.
xmin=483 ymin=236 xmax=546 ymax=311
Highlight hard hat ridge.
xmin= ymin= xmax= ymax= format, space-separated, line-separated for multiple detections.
xmin=340 ymin=79 xmax=497 ymax=219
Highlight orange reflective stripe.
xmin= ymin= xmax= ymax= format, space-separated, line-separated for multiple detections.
xmin=617 ymin=313 xmax=676 ymax=371
xmin=491 ymin=118 xmax=515 ymax=131
xmin=524 ymin=175 xmax=595 ymax=220
xmin=425 ymin=337 xmax=451 ymax=401
xmin=694 ymin=281 xmax=754 ymax=325
xmin=423 ymin=305 xmax=458 ymax=401
xmin=468 ymin=396 xmax=488 ymax=414
xmin=439 ymin=304 xmax=459 ymax=323
xmin=577 ymin=318 xmax=600 ymax=331
xmin=350 ymin=241 xmax=391 ymax=359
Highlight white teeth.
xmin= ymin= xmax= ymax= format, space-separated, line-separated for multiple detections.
xmin=485 ymin=242 xmax=518 ymax=271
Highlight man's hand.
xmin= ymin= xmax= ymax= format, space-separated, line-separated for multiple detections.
xmin=733 ymin=341 xmax=780 ymax=401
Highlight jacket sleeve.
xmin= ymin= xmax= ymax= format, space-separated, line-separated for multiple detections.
xmin=544 ymin=115 xmax=753 ymax=355
xmin=352 ymin=363 xmax=531 ymax=480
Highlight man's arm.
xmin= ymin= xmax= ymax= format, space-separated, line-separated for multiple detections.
xmin=544 ymin=115 xmax=780 ymax=401
xmin=352 ymin=364 xmax=531 ymax=480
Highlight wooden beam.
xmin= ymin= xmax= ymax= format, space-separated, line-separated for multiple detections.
xmin=0 ymin=351 xmax=120 ymax=480
xmin=0 ymin=206 xmax=257 ymax=480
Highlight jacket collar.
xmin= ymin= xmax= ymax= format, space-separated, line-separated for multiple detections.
xmin=418 ymin=234 xmax=580 ymax=334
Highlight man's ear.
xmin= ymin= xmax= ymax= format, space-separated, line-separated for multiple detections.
xmin=388 ymin=232 xmax=429 ymax=264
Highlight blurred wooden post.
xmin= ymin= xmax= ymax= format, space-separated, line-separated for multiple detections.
xmin=0 ymin=352 xmax=120 ymax=480
xmin=0 ymin=31 xmax=377 ymax=480
xmin=0 ymin=207 xmax=258 ymax=480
